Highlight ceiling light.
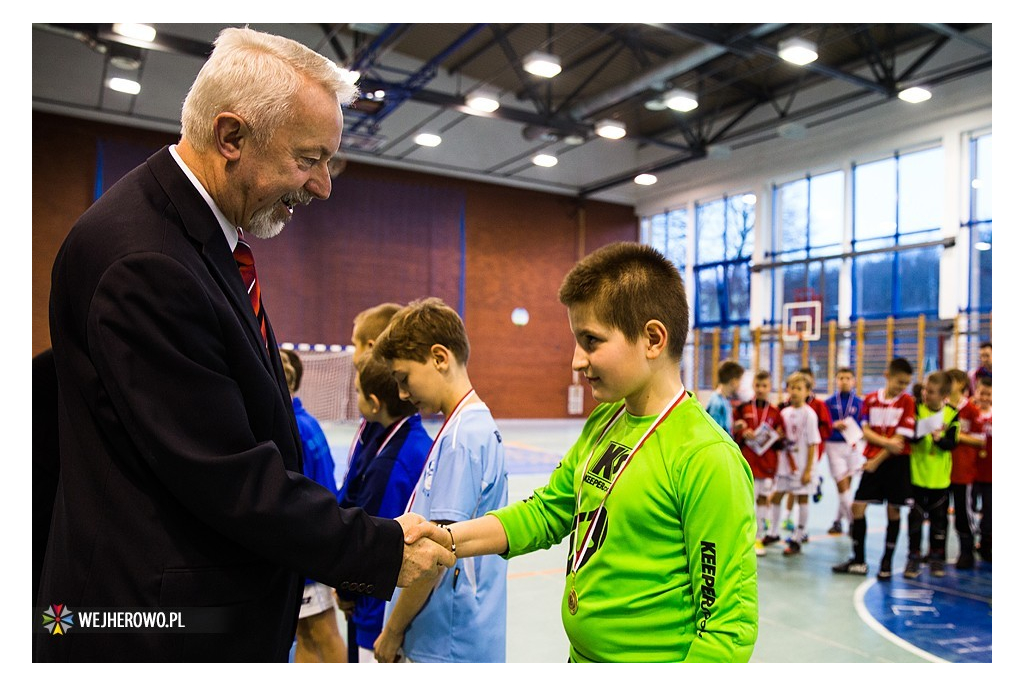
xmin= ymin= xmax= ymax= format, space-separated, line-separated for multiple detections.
xmin=974 ymin=241 xmax=992 ymax=251
xmin=778 ymin=37 xmax=818 ymax=66
xmin=634 ymin=174 xmax=658 ymax=186
xmin=742 ymin=193 xmax=757 ymax=205
xmin=663 ymin=89 xmax=698 ymax=112
xmin=532 ymin=154 xmax=558 ymax=167
xmin=112 ymin=23 xmax=156 ymax=43
xmin=594 ymin=119 xmax=626 ymax=140
xmin=414 ymin=133 xmax=441 ymax=147
xmin=107 ymin=77 xmax=141 ymax=95
xmin=563 ymin=134 xmax=585 ymax=145
xmin=898 ymin=86 xmax=932 ymax=103
xmin=777 ymin=121 xmax=807 ymax=140
xmin=523 ymin=51 xmax=561 ymax=78
xmin=466 ymin=88 xmax=500 ymax=113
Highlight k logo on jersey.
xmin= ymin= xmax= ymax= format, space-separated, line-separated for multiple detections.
xmin=583 ymin=441 xmax=632 ymax=491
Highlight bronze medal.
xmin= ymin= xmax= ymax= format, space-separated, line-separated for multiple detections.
xmin=568 ymin=588 xmax=578 ymax=615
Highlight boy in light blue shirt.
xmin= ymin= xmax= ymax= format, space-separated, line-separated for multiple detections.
xmin=373 ymin=297 xmax=508 ymax=663
xmin=706 ymin=360 xmax=745 ymax=433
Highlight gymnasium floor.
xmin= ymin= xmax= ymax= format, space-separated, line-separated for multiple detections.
xmin=320 ymin=417 xmax=993 ymax=665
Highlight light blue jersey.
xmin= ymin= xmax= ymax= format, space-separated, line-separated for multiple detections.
xmin=386 ymin=402 xmax=508 ymax=662
xmin=705 ymin=391 xmax=733 ymax=433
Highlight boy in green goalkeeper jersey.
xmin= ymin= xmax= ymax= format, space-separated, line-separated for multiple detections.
xmin=405 ymin=242 xmax=758 ymax=662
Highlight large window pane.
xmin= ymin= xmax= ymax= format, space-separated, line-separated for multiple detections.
xmin=696 ymin=266 xmax=722 ymax=323
xmin=667 ymin=209 xmax=687 ymax=266
xmin=898 ymin=148 xmax=943 ymax=233
xmin=725 ymin=196 xmax=755 ymax=259
xmin=776 ymin=179 xmax=808 ymax=255
xmin=808 ymin=171 xmax=844 ymax=250
xmin=725 ymin=263 xmax=751 ymax=321
xmin=854 ymin=158 xmax=897 ymax=242
xmin=696 ymin=199 xmax=726 ymax=262
xmin=854 ymin=253 xmax=894 ymax=317
xmin=974 ymin=134 xmax=992 ymax=221
xmin=898 ymin=245 xmax=941 ymax=313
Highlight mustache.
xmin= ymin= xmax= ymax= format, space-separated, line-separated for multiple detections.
xmin=283 ymin=189 xmax=314 ymax=208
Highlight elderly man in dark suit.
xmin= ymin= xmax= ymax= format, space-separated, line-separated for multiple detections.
xmin=36 ymin=27 xmax=453 ymax=662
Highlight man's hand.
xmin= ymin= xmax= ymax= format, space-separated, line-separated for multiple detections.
xmin=394 ymin=513 xmax=455 ymax=587
xmin=863 ymin=456 xmax=881 ymax=473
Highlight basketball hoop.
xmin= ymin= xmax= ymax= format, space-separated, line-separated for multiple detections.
xmin=782 ymin=300 xmax=821 ymax=343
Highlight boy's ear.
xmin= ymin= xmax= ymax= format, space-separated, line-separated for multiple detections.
xmin=368 ymin=393 xmax=383 ymax=414
xmin=429 ymin=343 xmax=451 ymax=370
xmin=643 ymin=319 xmax=669 ymax=359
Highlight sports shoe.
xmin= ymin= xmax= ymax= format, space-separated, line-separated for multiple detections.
xmin=799 ymin=532 xmax=809 ymax=544
xmin=783 ymin=540 xmax=801 ymax=555
xmin=877 ymin=557 xmax=893 ymax=581
xmin=956 ymin=553 xmax=975 ymax=570
xmin=812 ymin=476 xmax=824 ymax=503
xmin=783 ymin=518 xmax=795 ymax=532
xmin=832 ymin=559 xmax=868 ymax=575
xmin=827 ymin=521 xmax=843 ymax=536
xmin=930 ymin=559 xmax=946 ymax=577
xmin=762 ymin=535 xmax=781 ymax=546
xmin=754 ymin=540 xmax=766 ymax=557
xmin=903 ymin=557 xmax=921 ymax=579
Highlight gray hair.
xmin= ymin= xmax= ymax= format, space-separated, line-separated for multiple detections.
xmin=181 ymin=26 xmax=358 ymax=151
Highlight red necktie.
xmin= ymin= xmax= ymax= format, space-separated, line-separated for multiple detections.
xmin=233 ymin=230 xmax=267 ymax=344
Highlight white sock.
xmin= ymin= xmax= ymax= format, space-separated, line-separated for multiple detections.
xmin=798 ymin=502 xmax=810 ymax=532
xmin=756 ymin=503 xmax=768 ymax=538
xmin=840 ymin=489 xmax=854 ymax=523
xmin=770 ymin=503 xmax=782 ymax=536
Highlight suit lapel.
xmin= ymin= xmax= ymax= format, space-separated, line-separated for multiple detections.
xmin=146 ymin=147 xmax=273 ymax=371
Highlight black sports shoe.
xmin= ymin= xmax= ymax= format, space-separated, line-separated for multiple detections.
xmin=762 ymin=535 xmax=781 ymax=546
xmin=832 ymin=559 xmax=868 ymax=575
xmin=903 ymin=557 xmax=921 ymax=579
xmin=956 ymin=553 xmax=975 ymax=570
xmin=827 ymin=521 xmax=843 ymax=536
xmin=783 ymin=539 xmax=801 ymax=555
xmin=812 ymin=476 xmax=824 ymax=503
xmin=930 ymin=559 xmax=946 ymax=577
xmin=877 ymin=557 xmax=893 ymax=581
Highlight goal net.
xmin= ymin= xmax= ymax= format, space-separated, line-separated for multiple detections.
xmin=286 ymin=345 xmax=360 ymax=423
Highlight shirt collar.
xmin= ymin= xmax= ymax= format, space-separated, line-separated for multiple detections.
xmin=169 ymin=144 xmax=239 ymax=252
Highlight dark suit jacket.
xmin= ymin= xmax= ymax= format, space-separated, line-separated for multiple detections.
xmin=36 ymin=147 xmax=404 ymax=662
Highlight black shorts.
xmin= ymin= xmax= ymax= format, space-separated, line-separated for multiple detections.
xmin=854 ymin=455 xmax=912 ymax=506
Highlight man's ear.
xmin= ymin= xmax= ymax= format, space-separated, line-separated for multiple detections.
xmin=644 ymin=320 xmax=669 ymax=359
xmin=430 ymin=344 xmax=451 ymax=371
xmin=213 ymin=112 xmax=248 ymax=161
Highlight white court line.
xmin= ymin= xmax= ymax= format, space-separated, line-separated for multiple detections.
xmin=853 ymin=578 xmax=948 ymax=663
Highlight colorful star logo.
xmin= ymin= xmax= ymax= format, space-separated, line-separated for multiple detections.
xmin=42 ymin=604 xmax=74 ymax=635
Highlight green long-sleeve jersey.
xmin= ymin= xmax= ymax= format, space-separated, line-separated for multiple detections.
xmin=490 ymin=394 xmax=758 ymax=662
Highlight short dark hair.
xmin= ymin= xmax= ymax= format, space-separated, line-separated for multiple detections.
xmin=978 ymin=375 xmax=991 ymax=389
xmin=754 ymin=369 xmax=771 ymax=382
xmin=558 ymin=242 xmax=689 ymax=360
xmin=926 ymin=370 xmax=952 ymax=396
xmin=945 ymin=368 xmax=970 ymax=391
xmin=836 ymin=367 xmax=854 ymax=377
xmin=887 ymin=357 xmax=913 ymax=376
xmin=717 ymin=360 xmax=745 ymax=385
xmin=280 ymin=348 xmax=303 ymax=390
xmin=375 ymin=297 xmax=470 ymax=364
xmin=980 ymin=341 xmax=992 ymax=350
xmin=357 ymin=353 xmax=417 ymax=418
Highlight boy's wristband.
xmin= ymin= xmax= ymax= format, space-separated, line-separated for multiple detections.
xmin=439 ymin=524 xmax=457 ymax=556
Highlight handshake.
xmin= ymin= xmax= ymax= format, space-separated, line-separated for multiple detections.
xmin=395 ymin=512 xmax=459 ymax=587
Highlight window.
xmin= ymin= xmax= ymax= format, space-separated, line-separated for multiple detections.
xmin=641 ymin=207 xmax=688 ymax=270
xmin=768 ymin=170 xmax=844 ymax=322
xmin=852 ymin=147 xmax=944 ymax=318
xmin=965 ymin=132 xmax=992 ymax=313
xmin=694 ymin=194 xmax=754 ymax=327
